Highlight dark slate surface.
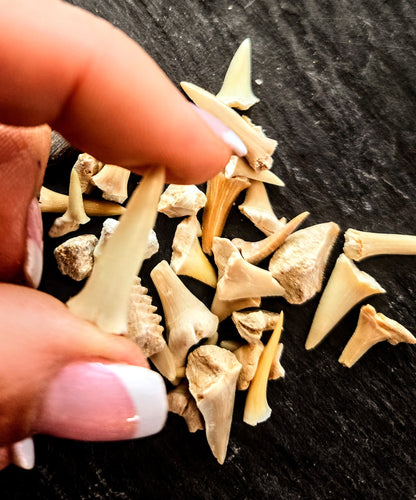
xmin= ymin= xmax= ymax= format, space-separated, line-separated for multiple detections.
xmin=1 ymin=0 xmax=415 ymax=498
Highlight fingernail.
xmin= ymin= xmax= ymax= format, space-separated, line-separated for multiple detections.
xmin=36 ymin=363 xmax=167 ymax=441
xmin=191 ymin=104 xmax=247 ymax=157
xmin=11 ymin=438 xmax=35 ymax=470
xmin=24 ymin=198 xmax=43 ymax=288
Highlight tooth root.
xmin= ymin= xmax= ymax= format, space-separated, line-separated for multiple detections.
xmin=211 ymin=293 xmax=261 ymax=322
xmin=233 ymin=211 xmax=309 ymax=265
xmin=305 ymin=254 xmax=386 ymax=350
xmin=158 ymin=184 xmax=207 ymax=218
xmin=225 ymin=156 xmax=284 ymax=186
xmin=202 ymin=172 xmax=250 ymax=254
xmin=344 ymin=228 xmax=416 ymax=261
xmin=232 ymin=309 xmax=280 ymax=343
xmin=216 ymin=38 xmax=259 ymax=111
xmin=92 ymin=164 xmax=131 ymax=204
xmin=73 ymin=153 xmax=103 ymax=194
xmin=339 ymin=304 xmax=416 ymax=367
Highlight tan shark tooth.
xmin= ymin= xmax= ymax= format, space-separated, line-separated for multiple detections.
xmin=158 ymin=184 xmax=207 ymax=218
xmin=344 ymin=228 xmax=416 ymax=262
xmin=54 ymin=234 xmax=98 ymax=281
xmin=234 ymin=341 xmax=264 ymax=390
xmin=216 ymin=38 xmax=259 ymax=110
xmin=150 ymin=260 xmax=219 ymax=370
xmin=243 ymin=311 xmax=283 ymax=426
xmin=186 ymin=345 xmax=242 ymax=464
xmin=180 ymin=81 xmax=277 ymax=171
xmin=150 ymin=344 xmax=177 ymax=383
xmin=73 ymin=152 xmax=103 ymax=194
xmin=232 ymin=211 xmax=309 ymax=265
xmin=339 ymin=304 xmax=416 ymax=367
xmin=48 ymin=168 xmax=90 ymax=237
xmin=224 ymin=155 xmax=284 ymax=186
xmin=39 ymin=186 xmax=126 ymax=216
xmin=305 ymin=254 xmax=386 ymax=350
xmin=167 ymin=381 xmax=204 ymax=433
xmin=269 ymin=343 xmax=285 ymax=380
xmin=171 ymin=216 xmax=217 ymax=288
xmin=232 ymin=309 xmax=280 ymax=344
xmin=239 ymin=180 xmax=284 ymax=236
xmin=269 ymin=222 xmax=340 ymax=304
xmin=126 ymin=278 xmax=165 ymax=358
xmin=202 ymin=172 xmax=250 ymax=255
xmin=92 ymin=164 xmax=131 ymax=204
xmin=66 ymin=166 xmax=165 ymax=334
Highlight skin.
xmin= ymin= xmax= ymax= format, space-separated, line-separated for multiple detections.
xmin=0 ymin=0 xmax=231 ymax=468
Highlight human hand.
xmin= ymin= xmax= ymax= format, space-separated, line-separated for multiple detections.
xmin=0 ymin=0 xmax=245 ymax=470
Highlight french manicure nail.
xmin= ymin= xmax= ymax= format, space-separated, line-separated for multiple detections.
xmin=11 ymin=438 xmax=35 ymax=470
xmin=191 ymin=104 xmax=248 ymax=157
xmin=36 ymin=363 xmax=167 ymax=441
xmin=24 ymin=198 xmax=43 ymax=288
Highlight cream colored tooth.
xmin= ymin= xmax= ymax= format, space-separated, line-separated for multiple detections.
xmin=66 ymin=166 xmax=165 ymax=334
xmin=269 ymin=343 xmax=285 ymax=380
xmin=49 ymin=169 xmax=90 ymax=237
xmin=202 ymin=172 xmax=250 ymax=255
xmin=216 ymin=38 xmax=259 ymax=111
xmin=11 ymin=438 xmax=35 ymax=470
xmin=39 ymin=186 xmax=126 ymax=216
xmin=158 ymin=184 xmax=207 ymax=218
xmin=234 ymin=341 xmax=264 ymax=390
xmin=344 ymin=228 xmax=416 ymax=261
xmin=233 ymin=211 xmax=309 ymax=265
xmin=150 ymin=344 xmax=177 ymax=383
xmin=186 ymin=345 xmax=242 ymax=464
xmin=54 ymin=234 xmax=98 ymax=281
xmin=220 ymin=340 xmax=244 ymax=352
xmin=339 ymin=304 xmax=416 ymax=367
xmin=269 ymin=222 xmax=340 ymax=304
xmin=126 ymin=278 xmax=165 ymax=358
xmin=167 ymin=381 xmax=204 ymax=433
xmin=92 ymin=164 xmax=131 ymax=204
xmin=73 ymin=152 xmax=103 ymax=194
xmin=239 ymin=180 xmax=284 ymax=236
xmin=150 ymin=260 xmax=219 ymax=369
xmin=181 ymin=81 xmax=276 ymax=171
xmin=305 ymin=254 xmax=386 ymax=350
xmin=243 ymin=311 xmax=283 ymax=426
xmin=224 ymin=155 xmax=284 ymax=186
xmin=232 ymin=309 xmax=280 ymax=344
xmin=171 ymin=215 xmax=217 ymax=287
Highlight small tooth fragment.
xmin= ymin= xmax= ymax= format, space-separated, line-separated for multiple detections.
xmin=269 ymin=222 xmax=340 ymax=304
xmin=339 ymin=304 xmax=416 ymax=367
xmin=186 ymin=345 xmax=242 ymax=464
xmin=171 ymin=215 xmax=217 ymax=287
xmin=67 ymin=166 xmax=165 ymax=335
xmin=126 ymin=278 xmax=165 ymax=358
xmin=305 ymin=254 xmax=386 ymax=350
xmin=202 ymin=172 xmax=250 ymax=254
xmin=168 ymin=381 xmax=204 ymax=433
xmin=234 ymin=341 xmax=264 ymax=390
xmin=39 ymin=187 xmax=125 ymax=216
xmin=232 ymin=211 xmax=309 ymax=265
xmin=344 ymin=228 xmax=416 ymax=261
xmin=48 ymin=169 xmax=90 ymax=238
xmin=220 ymin=340 xmax=244 ymax=352
xmin=232 ymin=309 xmax=280 ymax=344
xmin=239 ymin=180 xmax=285 ymax=236
xmin=269 ymin=343 xmax=285 ymax=380
xmin=243 ymin=311 xmax=284 ymax=426
xmin=151 ymin=260 xmax=219 ymax=369
xmin=73 ymin=153 xmax=103 ymax=194
xmin=92 ymin=164 xmax=131 ymax=204
xmin=216 ymin=38 xmax=260 ymax=111
xmin=54 ymin=234 xmax=98 ymax=281
xmin=181 ymin=81 xmax=277 ymax=171
xmin=11 ymin=438 xmax=35 ymax=470
xmin=150 ymin=344 xmax=177 ymax=383
xmin=225 ymin=155 xmax=284 ymax=186
xmin=158 ymin=184 xmax=207 ymax=218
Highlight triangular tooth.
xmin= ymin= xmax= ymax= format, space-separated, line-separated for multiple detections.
xmin=305 ymin=254 xmax=386 ymax=350
xmin=92 ymin=164 xmax=130 ymax=204
xmin=150 ymin=344 xmax=178 ymax=383
xmin=216 ymin=38 xmax=259 ymax=110
xmin=225 ymin=155 xmax=284 ymax=186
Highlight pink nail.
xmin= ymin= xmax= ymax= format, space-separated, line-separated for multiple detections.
xmin=24 ymin=198 xmax=43 ymax=288
xmin=191 ymin=104 xmax=247 ymax=157
xmin=36 ymin=363 xmax=167 ymax=441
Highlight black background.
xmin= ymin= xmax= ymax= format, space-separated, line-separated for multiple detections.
xmin=1 ymin=0 xmax=415 ymax=498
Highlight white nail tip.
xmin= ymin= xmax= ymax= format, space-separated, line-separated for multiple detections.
xmin=222 ymin=130 xmax=248 ymax=157
xmin=11 ymin=437 xmax=35 ymax=470
xmin=105 ymin=364 xmax=168 ymax=438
